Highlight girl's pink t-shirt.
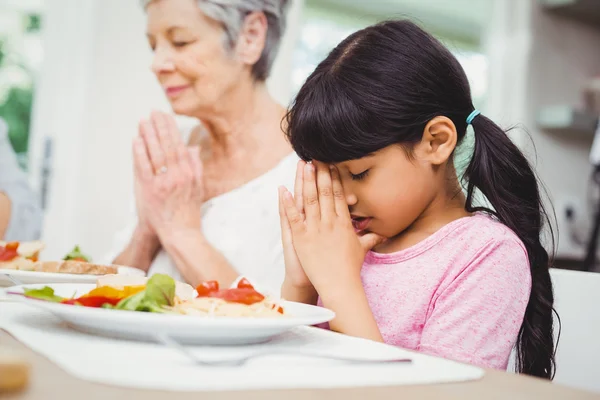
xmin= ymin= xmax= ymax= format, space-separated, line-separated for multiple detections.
xmin=322 ymin=214 xmax=531 ymax=370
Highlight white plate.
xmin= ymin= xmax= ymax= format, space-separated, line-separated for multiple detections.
xmin=4 ymin=283 xmax=336 ymax=345
xmin=0 ymin=266 xmax=145 ymax=287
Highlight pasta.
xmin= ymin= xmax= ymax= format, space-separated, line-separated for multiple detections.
xmin=169 ymin=296 xmax=285 ymax=318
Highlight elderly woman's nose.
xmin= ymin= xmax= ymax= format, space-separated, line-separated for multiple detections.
xmin=151 ymin=45 xmax=176 ymax=75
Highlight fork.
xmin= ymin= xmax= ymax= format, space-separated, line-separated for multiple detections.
xmin=1 ymin=273 xmax=23 ymax=286
xmin=155 ymin=334 xmax=412 ymax=367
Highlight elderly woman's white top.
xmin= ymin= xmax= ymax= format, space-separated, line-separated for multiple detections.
xmin=106 ymin=151 xmax=298 ymax=295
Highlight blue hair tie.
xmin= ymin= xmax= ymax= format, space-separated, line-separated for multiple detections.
xmin=466 ymin=109 xmax=480 ymax=125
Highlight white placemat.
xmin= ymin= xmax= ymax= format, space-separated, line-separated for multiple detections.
xmin=0 ymin=303 xmax=484 ymax=391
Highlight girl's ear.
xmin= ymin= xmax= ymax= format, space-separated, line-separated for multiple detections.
xmin=417 ymin=116 xmax=458 ymax=165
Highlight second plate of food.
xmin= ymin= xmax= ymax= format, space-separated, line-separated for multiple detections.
xmin=0 ymin=242 xmax=145 ymax=286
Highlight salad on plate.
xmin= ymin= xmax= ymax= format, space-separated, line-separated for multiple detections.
xmin=16 ymin=274 xmax=285 ymax=318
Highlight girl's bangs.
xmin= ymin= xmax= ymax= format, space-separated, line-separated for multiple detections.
xmin=286 ymin=73 xmax=382 ymax=163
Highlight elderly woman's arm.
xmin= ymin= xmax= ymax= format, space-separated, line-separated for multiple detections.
xmin=159 ymin=229 xmax=238 ymax=287
xmin=112 ymin=224 xmax=161 ymax=272
xmin=111 ymin=223 xmax=239 ymax=286
xmin=0 ymin=193 xmax=10 ymax=238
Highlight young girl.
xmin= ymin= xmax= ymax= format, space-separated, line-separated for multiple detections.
xmin=278 ymin=20 xmax=555 ymax=379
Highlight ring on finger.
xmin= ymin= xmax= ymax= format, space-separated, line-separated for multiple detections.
xmin=156 ymin=165 xmax=168 ymax=175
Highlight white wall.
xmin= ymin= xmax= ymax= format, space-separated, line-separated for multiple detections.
xmin=483 ymin=0 xmax=600 ymax=260
xmin=525 ymin=4 xmax=600 ymax=259
xmin=29 ymin=0 xmax=303 ymax=260
xmin=268 ymin=0 xmax=304 ymax=105
xmin=482 ymin=0 xmax=532 ymax=148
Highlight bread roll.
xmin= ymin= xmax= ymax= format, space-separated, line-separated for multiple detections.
xmin=32 ymin=261 xmax=118 ymax=275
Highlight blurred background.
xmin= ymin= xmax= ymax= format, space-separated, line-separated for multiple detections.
xmin=0 ymin=0 xmax=599 ymax=269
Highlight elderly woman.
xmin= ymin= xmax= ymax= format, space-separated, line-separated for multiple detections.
xmin=110 ymin=0 xmax=297 ymax=293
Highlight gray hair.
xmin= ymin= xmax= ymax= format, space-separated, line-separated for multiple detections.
xmin=143 ymin=0 xmax=290 ymax=81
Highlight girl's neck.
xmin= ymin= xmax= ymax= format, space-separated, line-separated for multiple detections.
xmin=377 ymin=178 xmax=471 ymax=254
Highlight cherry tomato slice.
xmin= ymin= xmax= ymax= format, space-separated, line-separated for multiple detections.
xmin=195 ymin=280 xmax=219 ymax=297
xmin=61 ymin=296 xmax=121 ymax=308
xmin=207 ymin=288 xmax=265 ymax=305
xmin=0 ymin=243 xmax=19 ymax=261
xmin=236 ymin=278 xmax=255 ymax=290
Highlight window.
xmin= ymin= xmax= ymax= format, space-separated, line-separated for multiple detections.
xmin=292 ymin=4 xmax=488 ymax=104
xmin=0 ymin=1 xmax=43 ymax=170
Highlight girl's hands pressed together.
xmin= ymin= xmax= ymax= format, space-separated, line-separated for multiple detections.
xmin=279 ymin=160 xmax=385 ymax=302
xmin=279 ymin=161 xmax=317 ymax=303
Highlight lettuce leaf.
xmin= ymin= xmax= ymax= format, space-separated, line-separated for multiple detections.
xmin=23 ymin=287 xmax=65 ymax=302
xmin=144 ymin=274 xmax=176 ymax=307
xmin=63 ymin=245 xmax=91 ymax=262
xmin=115 ymin=274 xmax=175 ymax=313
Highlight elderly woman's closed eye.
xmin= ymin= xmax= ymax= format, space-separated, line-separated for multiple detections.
xmin=109 ymin=0 xmax=296 ymax=293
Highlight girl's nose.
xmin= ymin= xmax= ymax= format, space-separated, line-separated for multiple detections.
xmin=346 ymin=192 xmax=358 ymax=206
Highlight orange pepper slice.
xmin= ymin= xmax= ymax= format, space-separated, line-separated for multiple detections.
xmin=83 ymin=285 xmax=145 ymax=300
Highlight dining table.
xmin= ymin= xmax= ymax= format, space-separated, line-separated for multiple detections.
xmin=1 ymin=330 xmax=598 ymax=400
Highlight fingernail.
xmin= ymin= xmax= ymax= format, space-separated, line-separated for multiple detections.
xmin=305 ymin=163 xmax=313 ymax=174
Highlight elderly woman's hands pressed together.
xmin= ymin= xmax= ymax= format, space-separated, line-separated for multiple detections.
xmin=133 ymin=111 xmax=203 ymax=238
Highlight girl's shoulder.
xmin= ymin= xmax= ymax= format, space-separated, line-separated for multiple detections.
xmin=446 ymin=213 xmax=530 ymax=278
xmin=456 ymin=213 xmax=526 ymax=251
xmin=458 ymin=212 xmax=522 ymax=236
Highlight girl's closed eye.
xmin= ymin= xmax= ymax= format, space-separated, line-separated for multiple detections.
xmin=350 ymin=169 xmax=370 ymax=181
xmin=173 ymin=41 xmax=192 ymax=48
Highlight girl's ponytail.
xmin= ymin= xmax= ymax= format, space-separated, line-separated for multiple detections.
xmin=464 ymin=112 xmax=556 ymax=379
